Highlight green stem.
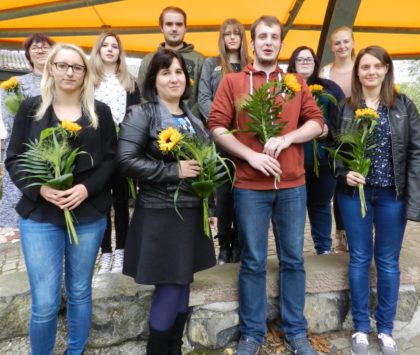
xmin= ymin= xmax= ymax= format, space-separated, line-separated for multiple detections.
xmin=358 ymin=183 xmax=367 ymax=218
xmin=312 ymin=139 xmax=319 ymax=178
xmin=203 ymin=198 xmax=210 ymax=238
xmin=64 ymin=208 xmax=79 ymax=245
xmin=127 ymin=178 xmax=137 ymax=199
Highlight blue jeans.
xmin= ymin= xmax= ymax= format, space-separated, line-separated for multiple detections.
xmin=338 ymin=187 xmax=406 ymax=334
xmin=305 ymin=165 xmax=336 ymax=254
xmin=20 ymin=217 xmax=106 ymax=355
xmin=234 ymin=186 xmax=308 ymax=344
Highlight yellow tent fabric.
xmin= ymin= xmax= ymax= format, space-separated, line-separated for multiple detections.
xmin=1 ymin=0 xmax=420 ymax=59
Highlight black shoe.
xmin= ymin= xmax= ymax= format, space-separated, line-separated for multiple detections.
xmin=168 ymin=312 xmax=188 ymax=355
xmin=218 ymin=244 xmax=232 ymax=264
xmin=146 ymin=324 xmax=171 ymax=355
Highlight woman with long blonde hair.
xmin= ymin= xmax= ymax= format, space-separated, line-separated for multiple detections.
xmin=6 ymin=43 xmax=117 ymax=354
xmin=90 ymin=32 xmax=140 ymax=274
xmin=198 ymin=18 xmax=250 ymax=264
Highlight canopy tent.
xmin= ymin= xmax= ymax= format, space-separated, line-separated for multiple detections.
xmin=1 ymin=0 xmax=420 ymax=63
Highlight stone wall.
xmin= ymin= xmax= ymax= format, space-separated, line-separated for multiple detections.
xmin=1 ymin=252 xmax=419 ymax=354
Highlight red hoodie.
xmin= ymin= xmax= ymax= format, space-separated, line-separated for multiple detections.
xmin=207 ymin=63 xmax=324 ymax=190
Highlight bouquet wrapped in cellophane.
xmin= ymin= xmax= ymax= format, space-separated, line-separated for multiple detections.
xmin=0 ymin=76 xmax=25 ymax=115
xmin=158 ymin=127 xmax=234 ymax=237
xmin=17 ymin=121 xmax=92 ymax=245
xmin=326 ymin=107 xmax=379 ymax=217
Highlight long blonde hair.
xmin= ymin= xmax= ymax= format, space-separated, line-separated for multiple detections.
xmin=330 ymin=26 xmax=356 ymax=60
xmin=90 ymin=31 xmax=136 ymax=93
xmin=36 ymin=43 xmax=98 ymax=128
xmin=218 ymin=18 xmax=250 ymax=77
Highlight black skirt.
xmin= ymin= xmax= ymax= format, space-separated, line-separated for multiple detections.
xmin=123 ymin=206 xmax=216 ymax=285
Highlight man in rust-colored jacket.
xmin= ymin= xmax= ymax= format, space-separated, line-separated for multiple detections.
xmin=207 ymin=16 xmax=323 ymax=355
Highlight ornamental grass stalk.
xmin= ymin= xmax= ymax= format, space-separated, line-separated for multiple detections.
xmin=158 ymin=127 xmax=234 ymax=237
xmin=326 ymin=107 xmax=379 ymax=218
xmin=17 ymin=121 xmax=91 ymax=245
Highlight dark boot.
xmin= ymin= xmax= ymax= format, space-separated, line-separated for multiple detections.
xmin=167 ymin=312 xmax=188 ymax=355
xmin=146 ymin=324 xmax=171 ymax=355
xmin=63 ymin=350 xmax=84 ymax=355
xmin=215 ymin=234 xmax=232 ymax=264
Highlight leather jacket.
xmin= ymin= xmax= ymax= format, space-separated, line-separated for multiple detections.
xmin=331 ymin=94 xmax=420 ymax=221
xmin=117 ymin=99 xmax=211 ymax=209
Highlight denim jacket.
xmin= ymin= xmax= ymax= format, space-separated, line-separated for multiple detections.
xmin=117 ymin=98 xmax=211 ymax=209
xmin=331 ymin=94 xmax=420 ymax=221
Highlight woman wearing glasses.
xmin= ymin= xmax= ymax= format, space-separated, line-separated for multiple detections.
xmin=287 ymin=46 xmax=345 ymax=255
xmin=90 ymin=32 xmax=140 ymax=274
xmin=0 ymin=33 xmax=53 ymax=241
xmin=6 ymin=43 xmax=117 ymax=355
xmin=198 ymin=18 xmax=250 ymax=264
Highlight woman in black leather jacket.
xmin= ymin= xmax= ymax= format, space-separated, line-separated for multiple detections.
xmin=117 ymin=49 xmax=216 ymax=355
xmin=331 ymin=45 xmax=420 ymax=355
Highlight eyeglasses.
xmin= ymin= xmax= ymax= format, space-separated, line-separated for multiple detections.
xmin=30 ymin=45 xmax=51 ymax=53
xmin=295 ymin=57 xmax=314 ymax=64
xmin=53 ymin=62 xmax=86 ymax=74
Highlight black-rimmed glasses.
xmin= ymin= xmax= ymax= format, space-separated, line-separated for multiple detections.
xmin=295 ymin=57 xmax=314 ymax=64
xmin=53 ymin=62 xmax=86 ymax=74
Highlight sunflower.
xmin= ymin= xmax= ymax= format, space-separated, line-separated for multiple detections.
xmin=158 ymin=127 xmax=182 ymax=152
xmin=308 ymin=84 xmax=324 ymax=94
xmin=0 ymin=76 xmax=18 ymax=91
xmin=355 ymin=108 xmax=379 ymax=120
xmin=283 ymin=73 xmax=301 ymax=94
xmin=61 ymin=120 xmax=82 ymax=133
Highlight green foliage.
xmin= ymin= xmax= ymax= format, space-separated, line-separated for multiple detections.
xmin=399 ymin=82 xmax=420 ymax=110
xmin=235 ymin=81 xmax=289 ymax=144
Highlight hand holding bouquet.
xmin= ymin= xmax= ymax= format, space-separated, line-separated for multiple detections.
xmin=17 ymin=120 xmax=91 ymax=244
xmin=158 ymin=127 xmax=234 ymax=237
xmin=326 ymin=107 xmax=379 ymax=217
xmin=1 ymin=76 xmax=25 ymax=115
xmin=234 ymin=73 xmax=301 ymax=187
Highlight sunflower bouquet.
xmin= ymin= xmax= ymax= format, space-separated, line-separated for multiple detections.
xmin=1 ymin=76 xmax=25 ymax=115
xmin=233 ymin=73 xmax=301 ymax=187
xmin=308 ymin=84 xmax=337 ymax=177
xmin=326 ymin=107 xmax=379 ymax=217
xmin=158 ymin=127 xmax=234 ymax=237
xmin=17 ymin=120 xmax=91 ymax=245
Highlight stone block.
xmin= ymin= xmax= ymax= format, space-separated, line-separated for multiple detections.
xmin=305 ymin=292 xmax=349 ymax=333
xmin=188 ymin=301 xmax=239 ymax=349
xmin=0 ymin=272 xmax=30 ymax=340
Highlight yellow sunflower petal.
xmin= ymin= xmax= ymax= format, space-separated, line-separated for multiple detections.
xmin=61 ymin=120 xmax=82 ymax=132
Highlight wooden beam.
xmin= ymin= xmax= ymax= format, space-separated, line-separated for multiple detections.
xmin=283 ymin=0 xmax=305 ymax=38
xmin=317 ymin=0 xmax=361 ymax=66
xmin=0 ymin=0 xmax=122 ymax=21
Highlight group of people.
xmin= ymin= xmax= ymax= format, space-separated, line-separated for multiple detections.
xmin=1 ymin=5 xmax=419 ymax=355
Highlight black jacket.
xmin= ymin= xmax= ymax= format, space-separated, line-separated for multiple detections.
xmin=331 ymin=94 xmax=420 ymax=221
xmin=5 ymin=96 xmax=117 ymax=223
xmin=117 ymin=99 xmax=210 ymax=209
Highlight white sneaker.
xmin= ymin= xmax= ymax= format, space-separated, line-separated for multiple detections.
xmin=98 ymin=252 xmax=112 ymax=274
xmin=351 ymin=332 xmax=370 ymax=355
xmin=378 ymin=333 xmax=398 ymax=355
xmin=111 ymin=249 xmax=124 ymax=273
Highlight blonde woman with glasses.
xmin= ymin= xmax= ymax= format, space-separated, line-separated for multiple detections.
xmin=6 ymin=43 xmax=117 ymax=355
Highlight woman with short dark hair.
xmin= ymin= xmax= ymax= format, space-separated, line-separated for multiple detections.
xmin=118 ymin=49 xmax=216 ymax=355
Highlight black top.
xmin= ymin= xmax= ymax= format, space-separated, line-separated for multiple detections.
xmin=5 ymin=96 xmax=117 ymax=225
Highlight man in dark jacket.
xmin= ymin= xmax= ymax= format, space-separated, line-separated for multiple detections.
xmin=137 ymin=6 xmax=204 ymax=117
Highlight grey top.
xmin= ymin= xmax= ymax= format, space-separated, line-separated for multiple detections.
xmin=0 ymin=72 xmax=42 ymax=228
